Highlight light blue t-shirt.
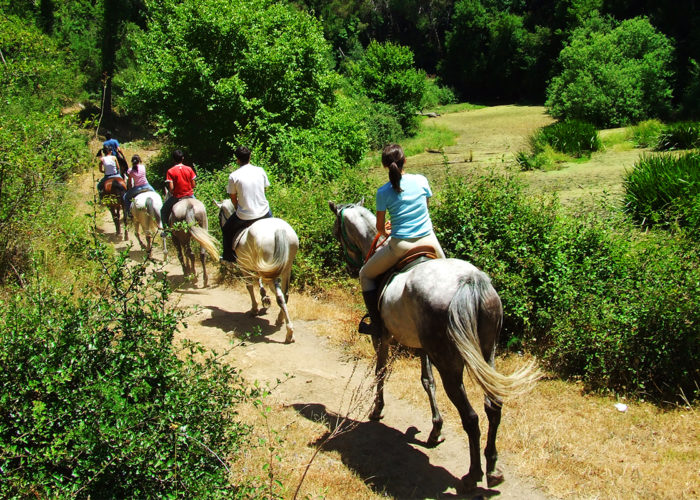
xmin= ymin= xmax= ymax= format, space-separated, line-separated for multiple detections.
xmin=376 ymin=173 xmax=433 ymax=239
xmin=103 ymin=138 xmax=120 ymax=155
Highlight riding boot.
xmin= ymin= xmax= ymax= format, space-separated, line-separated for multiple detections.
xmin=359 ymin=290 xmax=383 ymax=336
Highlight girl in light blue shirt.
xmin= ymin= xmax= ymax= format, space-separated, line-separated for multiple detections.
xmin=358 ymin=144 xmax=445 ymax=335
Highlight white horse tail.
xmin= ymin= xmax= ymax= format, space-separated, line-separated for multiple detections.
xmin=446 ymin=273 xmax=541 ymax=402
xmin=238 ymin=227 xmax=289 ymax=279
xmin=186 ymin=205 xmax=220 ymax=261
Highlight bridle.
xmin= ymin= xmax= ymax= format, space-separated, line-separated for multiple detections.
xmin=337 ymin=206 xmax=388 ymax=269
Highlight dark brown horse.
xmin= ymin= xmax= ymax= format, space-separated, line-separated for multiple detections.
xmin=101 ymin=177 xmax=127 ymax=240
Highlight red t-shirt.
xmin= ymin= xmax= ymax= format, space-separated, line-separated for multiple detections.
xmin=166 ymin=163 xmax=196 ymax=197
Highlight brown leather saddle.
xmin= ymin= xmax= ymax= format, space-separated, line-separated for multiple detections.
xmin=376 ymin=245 xmax=439 ymax=310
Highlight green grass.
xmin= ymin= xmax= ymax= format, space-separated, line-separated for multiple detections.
xmin=431 ymin=102 xmax=485 ymax=114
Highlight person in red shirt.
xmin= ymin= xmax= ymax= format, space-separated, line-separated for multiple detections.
xmin=160 ymin=149 xmax=197 ymax=226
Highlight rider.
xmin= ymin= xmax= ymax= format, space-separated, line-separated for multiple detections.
xmin=221 ymin=146 xmax=272 ymax=263
xmin=123 ymin=154 xmax=155 ymax=216
xmin=358 ymin=143 xmax=445 ymax=336
xmin=96 ymin=145 xmax=121 ymax=194
xmin=160 ymin=149 xmax=196 ymax=227
xmin=102 ymin=131 xmax=127 ymax=174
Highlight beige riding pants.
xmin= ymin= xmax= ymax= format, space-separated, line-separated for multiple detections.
xmin=359 ymin=232 xmax=446 ymax=291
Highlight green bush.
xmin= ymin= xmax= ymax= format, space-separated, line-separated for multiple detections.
xmin=655 ymin=121 xmax=700 ymax=151
xmin=546 ymin=16 xmax=674 ymax=127
xmin=630 ymin=119 xmax=663 ymax=148
xmin=432 ymin=171 xmax=699 ymax=402
xmin=420 ymin=77 xmax=456 ymax=110
xmin=623 ymin=152 xmax=700 ymax=231
xmin=345 ymin=40 xmax=425 ymax=135
xmin=0 ymin=247 xmax=263 ymax=498
xmin=531 ymin=119 xmax=601 ymax=157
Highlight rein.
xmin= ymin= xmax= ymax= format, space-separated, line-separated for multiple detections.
xmin=339 ymin=207 xmax=365 ymax=269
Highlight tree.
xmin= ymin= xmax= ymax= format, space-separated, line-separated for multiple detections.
xmin=545 ymin=15 xmax=674 ymax=126
xmin=121 ymin=0 xmax=335 ymax=163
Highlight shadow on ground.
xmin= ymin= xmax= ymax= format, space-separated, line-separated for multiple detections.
xmin=293 ymin=403 xmax=502 ymax=499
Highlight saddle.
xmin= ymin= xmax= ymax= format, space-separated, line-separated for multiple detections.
xmin=376 ymin=245 xmax=438 ymax=310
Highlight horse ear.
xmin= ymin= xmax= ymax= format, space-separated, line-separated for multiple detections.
xmin=358 ymin=197 xmax=365 ymax=207
xmin=328 ymin=201 xmax=338 ymax=215
xmin=213 ymin=199 xmax=222 ymax=208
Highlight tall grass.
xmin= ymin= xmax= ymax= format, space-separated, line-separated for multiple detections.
xmin=531 ymin=119 xmax=601 ymax=157
xmin=623 ymin=152 xmax=700 ymax=231
xmin=655 ymin=121 xmax=700 ymax=150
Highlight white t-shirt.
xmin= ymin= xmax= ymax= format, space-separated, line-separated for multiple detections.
xmin=227 ymin=163 xmax=271 ymax=220
xmin=101 ymin=155 xmax=119 ymax=177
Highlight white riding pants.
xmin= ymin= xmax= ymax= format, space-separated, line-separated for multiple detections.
xmin=359 ymin=231 xmax=446 ymax=291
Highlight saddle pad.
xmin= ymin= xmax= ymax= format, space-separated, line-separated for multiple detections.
xmin=377 ymin=249 xmax=438 ymax=311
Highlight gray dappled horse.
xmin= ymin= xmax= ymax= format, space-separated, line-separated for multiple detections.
xmin=167 ymin=197 xmax=219 ymax=286
xmin=329 ymin=200 xmax=540 ymax=490
xmin=127 ymin=191 xmax=167 ymax=257
xmin=215 ymin=199 xmax=299 ymax=343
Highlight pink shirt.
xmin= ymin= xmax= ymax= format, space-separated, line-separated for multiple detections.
xmin=127 ymin=163 xmax=149 ymax=188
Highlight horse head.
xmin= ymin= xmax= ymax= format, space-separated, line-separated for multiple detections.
xmin=213 ymin=198 xmax=234 ymax=229
xmin=328 ymin=200 xmax=375 ymax=275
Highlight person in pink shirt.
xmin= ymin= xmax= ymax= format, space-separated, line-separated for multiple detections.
xmin=122 ymin=154 xmax=154 ymax=215
xmin=160 ymin=150 xmax=196 ymax=226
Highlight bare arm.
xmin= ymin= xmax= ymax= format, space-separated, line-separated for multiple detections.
xmin=229 ymin=191 xmax=237 ymax=209
xmin=376 ymin=210 xmax=389 ymax=237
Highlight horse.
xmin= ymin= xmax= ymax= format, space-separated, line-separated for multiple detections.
xmin=328 ymin=200 xmax=540 ymax=490
xmin=215 ymin=199 xmax=299 ymax=344
xmin=166 ymin=197 xmax=219 ymax=287
xmin=100 ymin=176 xmax=127 ymax=240
xmin=128 ymin=190 xmax=166 ymax=257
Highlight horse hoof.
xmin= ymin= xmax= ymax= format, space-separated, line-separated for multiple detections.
xmin=369 ymin=409 xmax=384 ymax=421
xmin=461 ymin=472 xmax=482 ymax=491
xmin=262 ymin=296 xmax=271 ymax=308
xmin=486 ymin=469 xmax=504 ymax=488
xmin=426 ymin=433 xmax=445 ymax=448
xmin=285 ymin=334 xmax=295 ymax=344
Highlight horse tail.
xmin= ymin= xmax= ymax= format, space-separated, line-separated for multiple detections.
xmin=186 ymin=205 xmax=220 ymax=261
xmin=238 ymin=228 xmax=289 ymax=279
xmin=446 ymin=273 xmax=541 ymax=402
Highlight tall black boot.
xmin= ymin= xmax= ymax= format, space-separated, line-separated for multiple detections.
xmin=359 ymin=290 xmax=383 ymax=336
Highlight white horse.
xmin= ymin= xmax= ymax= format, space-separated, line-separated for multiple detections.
xmin=167 ymin=197 xmax=219 ymax=287
xmin=215 ymin=199 xmax=299 ymax=343
xmin=329 ymin=200 xmax=540 ymax=490
xmin=126 ymin=191 xmax=167 ymax=256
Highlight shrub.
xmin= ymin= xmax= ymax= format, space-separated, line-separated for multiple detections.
xmin=420 ymin=77 xmax=456 ymax=110
xmin=432 ymin=170 xmax=699 ymax=402
xmin=0 ymin=246 xmax=263 ymax=497
xmin=630 ymin=119 xmax=663 ymax=148
xmin=655 ymin=121 xmax=700 ymax=151
xmin=345 ymin=40 xmax=426 ymax=135
xmin=623 ymin=152 xmax=700 ymax=230
xmin=546 ymin=16 xmax=674 ymax=127
xmin=531 ymin=119 xmax=601 ymax=157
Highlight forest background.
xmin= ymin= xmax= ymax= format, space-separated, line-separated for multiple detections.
xmin=1 ymin=0 xmax=698 ymax=497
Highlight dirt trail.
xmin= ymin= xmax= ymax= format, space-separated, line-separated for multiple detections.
xmin=85 ymin=107 xmax=555 ymax=499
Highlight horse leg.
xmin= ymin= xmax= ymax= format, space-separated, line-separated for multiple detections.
xmin=369 ymin=336 xmax=389 ymax=421
xmin=420 ymin=353 xmax=445 ymax=447
xmin=273 ymin=277 xmax=294 ymax=344
xmin=199 ymin=248 xmax=208 ymax=287
xmin=122 ymin=206 xmax=128 ymax=241
xmin=173 ymin=238 xmax=188 ymax=277
xmin=439 ymin=365 xmax=484 ymax=490
xmin=245 ymin=280 xmax=260 ymax=316
xmin=259 ymin=278 xmax=271 ymax=308
xmin=484 ymin=395 xmax=504 ymax=487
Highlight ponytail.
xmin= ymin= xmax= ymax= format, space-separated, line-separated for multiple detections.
xmin=382 ymin=143 xmax=405 ymax=193
xmin=388 ymin=162 xmax=403 ymax=193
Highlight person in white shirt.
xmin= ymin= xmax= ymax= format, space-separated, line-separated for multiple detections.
xmin=96 ymin=145 xmax=121 ymax=193
xmin=221 ymin=146 xmax=273 ymax=263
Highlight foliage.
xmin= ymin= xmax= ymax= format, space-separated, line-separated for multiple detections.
xmin=623 ymin=152 xmax=700 ymax=231
xmin=655 ymin=121 xmax=700 ymax=151
xmin=120 ymin=0 xmax=338 ymax=169
xmin=630 ymin=119 xmax=663 ymax=148
xmin=0 ymin=14 xmax=91 ymax=283
xmin=420 ymin=77 xmax=457 ymax=110
xmin=531 ymin=120 xmax=601 ymax=156
xmin=546 ymin=15 xmax=675 ymax=127
xmin=344 ymin=40 xmax=426 ymax=134
xmin=0 ymin=245 xmax=264 ymax=498
xmin=433 ymin=171 xmax=700 ymax=401
xmin=679 ymin=59 xmax=700 ymax=119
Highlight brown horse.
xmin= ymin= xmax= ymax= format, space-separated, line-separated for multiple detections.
xmin=101 ymin=177 xmax=127 ymax=240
